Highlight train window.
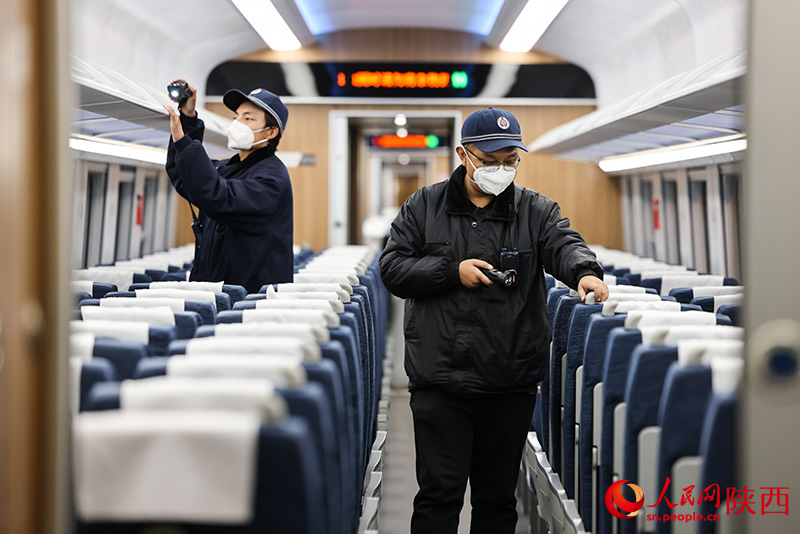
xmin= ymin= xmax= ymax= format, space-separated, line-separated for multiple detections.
xmin=83 ymin=164 xmax=108 ymax=268
xmin=139 ymin=176 xmax=158 ymax=256
xmin=640 ymin=176 xmax=656 ymax=259
xmin=114 ymin=168 xmax=136 ymax=261
xmin=661 ymin=178 xmax=681 ymax=264
xmin=162 ymin=179 xmax=174 ymax=250
xmin=720 ymin=163 xmax=742 ymax=280
xmin=688 ymin=174 xmax=710 ymax=273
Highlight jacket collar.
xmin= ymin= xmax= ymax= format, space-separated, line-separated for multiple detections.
xmin=446 ymin=165 xmax=516 ymax=221
xmin=224 ymin=144 xmax=277 ymax=168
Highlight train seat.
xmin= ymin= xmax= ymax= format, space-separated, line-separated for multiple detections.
xmin=82 ymin=296 xmax=216 ymax=326
xmin=668 ymin=285 xmax=745 ymax=304
xmin=640 ymin=275 xmax=740 ymax=296
xmin=79 ymin=305 xmax=200 ymax=340
xmin=71 ymin=319 xmax=176 ymax=357
xmin=691 ymin=293 xmax=744 ymax=313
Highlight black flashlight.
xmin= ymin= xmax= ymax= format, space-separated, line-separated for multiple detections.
xmin=167 ymin=81 xmax=193 ymax=105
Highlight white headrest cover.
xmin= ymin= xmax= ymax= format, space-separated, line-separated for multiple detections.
xmin=100 ymin=297 xmax=184 ymax=313
xmin=293 ymin=272 xmax=360 ymax=287
xmin=242 ymin=308 xmax=340 ymax=328
xmin=710 ymin=355 xmax=745 ymax=395
xmin=81 ymin=306 xmax=176 ymax=327
xmin=213 ymin=322 xmax=329 ymax=344
xmin=166 ymin=355 xmax=306 ymax=388
xmin=640 ymin=325 xmax=744 ymax=347
xmin=136 ymin=289 xmax=217 ymax=310
xmin=71 ymin=281 xmax=95 ymax=294
xmin=638 ymin=269 xmax=695 ymax=280
xmin=712 ymin=294 xmax=744 ymax=311
xmin=72 ymin=269 xmax=134 ymax=293
xmin=70 ymin=332 xmax=96 ymax=359
xmin=120 ymin=376 xmax=285 ymax=421
xmin=692 ymin=286 xmax=744 ymax=298
xmin=73 ymin=410 xmax=260 ymax=522
xmin=602 ymin=300 xmax=682 ymax=316
xmin=660 ymin=275 xmax=725 ymax=295
xmin=261 ymin=295 xmax=344 ymax=313
xmin=300 ymin=266 xmax=359 ymax=276
xmin=71 ymin=320 xmax=150 ymax=344
xmin=275 ymin=282 xmax=353 ymax=297
xmin=185 ymin=336 xmax=321 ymax=363
xmin=604 ymin=274 xmax=617 ymax=285
xmin=150 ymin=281 xmax=224 ymax=293
xmin=625 ymin=310 xmax=716 ymax=330
xmin=604 ymin=285 xmax=648 ymax=294
xmin=677 ymin=339 xmax=745 ymax=366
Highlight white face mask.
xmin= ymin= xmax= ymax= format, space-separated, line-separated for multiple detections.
xmin=227 ymin=119 xmax=270 ymax=151
xmin=462 ymin=146 xmax=517 ymax=196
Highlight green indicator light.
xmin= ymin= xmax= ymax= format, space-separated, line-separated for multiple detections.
xmin=451 ymin=71 xmax=468 ymax=89
xmin=426 ymin=135 xmax=440 ymax=149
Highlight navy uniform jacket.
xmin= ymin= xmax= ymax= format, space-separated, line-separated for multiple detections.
xmin=166 ymin=114 xmax=294 ymax=293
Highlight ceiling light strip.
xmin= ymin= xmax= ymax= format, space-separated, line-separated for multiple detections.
xmin=69 ymin=137 xmax=167 ymax=165
xmin=598 ymin=138 xmax=747 ymax=173
xmin=232 ymin=0 xmax=301 ymax=51
xmin=499 ymin=0 xmax=570 ymax=53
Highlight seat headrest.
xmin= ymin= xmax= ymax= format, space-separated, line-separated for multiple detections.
xmin=602 ymin=300 xmax=681 ymax=316
xmin=185 ymin=336 xmax=321 ymax=363
xmin=677 ymin=339 xmax=745 ymax=366
xmin=120 ymin=376 xmax=286 ymax=421
xmin=72 ymin=409 xmax=261 ymax=522
xmin=712 ymin=294 xmax=744 ymax=311
xmin=242 ymin=308 xmax=340 ymax=328
xmin=136 ymin=289 xmax=217 ymax=309
xmin=100 ymin=297 xmax=184 ymax=313
xmin=213 ymin=322 xmax=330 ymax=344
xmin=166 ymin=355 xmax=306 ymax=388
xmin=259 ymin=296 xmax=345 ymax=314
xmin=660 ymin=275 xmax=725 ymax=295
xmin=150 ymin=281 xmax=224 ymax=293
xmin=293 ymin=272 xmax=360 ymax=287
xmin=72 ymin=269 xmax=135 ymax=294
xmin=70 ymin=319 xmax=150 ymax=344
xmin=70 ymin=332 xmax=97 ymax=359
xmin=692 ymin=286 xmax=745 ymax=298
xmin=710 ymin=355 xmax=745 ymax=395
xmin=640 ymin=325 xmax=744 ymax=347
xmin=625 ymin=310 xmax=716 ymax=330
xmin=82 ymin=306 xmax=176 ymax=327
xmin=274 ymin=282 xmax=353 ymax=297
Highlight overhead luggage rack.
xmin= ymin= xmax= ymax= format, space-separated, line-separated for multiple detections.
xmin=70 ymin=56 xmax=231 ymax=159
xmin=528 ymin=50 xmax=747 ymax=166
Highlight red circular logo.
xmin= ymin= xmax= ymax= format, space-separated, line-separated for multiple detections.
xmin=605 ymin=480 xmax=645 ymax=519
xmin=497 ymin=116 xmax=510 ymax=129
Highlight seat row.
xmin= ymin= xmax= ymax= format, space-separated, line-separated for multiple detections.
xmin=521 ymin=246 xmax=744 ymax=534
xmin=70 ymin=244 xmax=390 ymax=534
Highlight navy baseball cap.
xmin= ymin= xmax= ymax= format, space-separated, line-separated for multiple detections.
xmin=223 ymin=88 xmax=289 ymax=133
xmin=460 ymin=108 xmax=528 ymax=153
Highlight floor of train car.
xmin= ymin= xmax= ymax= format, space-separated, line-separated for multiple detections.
xmin=380 ymin=389 xmax=528 ymax=534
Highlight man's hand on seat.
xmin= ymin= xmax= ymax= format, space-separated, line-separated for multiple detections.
xmin=578 ymin=275 xmax=609 ymax=302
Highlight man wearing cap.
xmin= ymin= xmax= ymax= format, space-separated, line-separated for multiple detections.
xmin=164 ymin=80 xmax=293 ymax=293
xmin=380 ymin=108 xmax=608 ymax=533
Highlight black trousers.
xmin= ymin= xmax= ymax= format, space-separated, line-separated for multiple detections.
xmin=409 ymin=388 xmax=537 ymax=534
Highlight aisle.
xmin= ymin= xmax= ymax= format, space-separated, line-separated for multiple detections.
xmin=378 ymin=390 xmax=529 ymax=534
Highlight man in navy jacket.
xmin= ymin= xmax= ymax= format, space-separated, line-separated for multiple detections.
xmin=165 ymin=81 xmax=293 ymax=293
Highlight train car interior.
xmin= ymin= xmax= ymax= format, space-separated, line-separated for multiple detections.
xmin=0 ymin=0 xmax=798 ymax=533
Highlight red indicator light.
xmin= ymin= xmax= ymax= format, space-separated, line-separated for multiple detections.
xmin=371 ymin=135 xmax=431 ymax=148
xmin=349 ymin=71 xmax=452 ymax=89
xmin=337 ymin=72 xmax=346 ymax=86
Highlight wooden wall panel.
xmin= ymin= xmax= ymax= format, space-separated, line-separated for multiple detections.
xmin=201 ymin=102 xmax=622 ymax=252
xmin=239 ymin=28 xmax=564 ymax=64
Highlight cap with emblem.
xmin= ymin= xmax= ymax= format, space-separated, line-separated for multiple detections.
xmin=223 ymin=88 xmax=289 ymax=133
xmin=460 ymin=107 xmax=528 ymax=153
